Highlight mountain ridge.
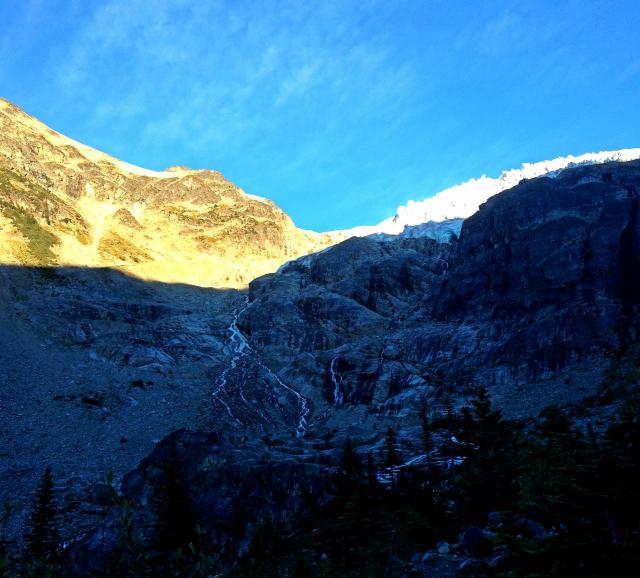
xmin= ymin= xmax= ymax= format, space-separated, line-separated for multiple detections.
xmin=339 ymin=147 xmax=640 ymax=239
xmin=4 ymin=97 xmax=639 ymax=253
xmin=0 ymin=98 xmax=336 ymax=287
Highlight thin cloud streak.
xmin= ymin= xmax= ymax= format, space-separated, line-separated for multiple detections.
xmin=47 ymin=0 xmax=419 ymax=187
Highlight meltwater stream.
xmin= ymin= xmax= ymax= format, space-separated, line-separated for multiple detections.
xmin=329 ymin=356 xmax=344 ymax=407
xmin=212 ymin=296 xmax=309 ymax=437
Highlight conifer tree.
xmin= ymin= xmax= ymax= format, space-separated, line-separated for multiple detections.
xmin=338 ymin=437 xmax=361 ymax=479
xmin=366 ymin=451 xmax=377 ymax=487
xmin=151 ymin=444 xmax=198 ymax=554
xmin=239 ymin=515 xmax=288 ymax=577
xmin=333 ymin=438 xmax=364 ymax=500
xmin=470 ymin=385 xmax=503 ymax=448
xmin=384 ymin=426 xmax=400 ymax=467
xmin=420 ymin=410 xmax=433 ymax=458
xmin=24 ymin=466 xmax=59 ymax=561
xmin=1 ymin=502 xmax=12 ymax=552
xmin=454 ymin=387 xmax=518 ymax=520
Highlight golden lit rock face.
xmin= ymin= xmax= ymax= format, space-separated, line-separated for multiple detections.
xmin=0 ymin=98 xmax=337 ymax=287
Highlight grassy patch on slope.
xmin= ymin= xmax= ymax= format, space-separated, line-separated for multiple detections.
xmin=0 ymin=166 xmax=59 ymax=264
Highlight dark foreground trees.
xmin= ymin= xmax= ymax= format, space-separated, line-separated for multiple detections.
xmin=2 ymin=386 xmax=639 ymax=577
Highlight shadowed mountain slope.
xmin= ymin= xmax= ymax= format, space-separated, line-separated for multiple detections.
xmin=238 ymin=159 xmax=640 ymax=419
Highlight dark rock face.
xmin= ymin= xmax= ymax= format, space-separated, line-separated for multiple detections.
xmin=238 ymin=161 xmax=640 ymax=420
xmin=238 ymin=235 xmax=454 ymax=423
xmin=70 ymin=430 xmax=332 ymax=573
xmin=432 ymin=162 xmax=640 ymax=397
xmin=0 ymin=264 xmax=244 ymax=541
xmin=43 ymin=161 xmax=640 ymax=577
xmin=437 ymin=162 xmax=640 ymax=317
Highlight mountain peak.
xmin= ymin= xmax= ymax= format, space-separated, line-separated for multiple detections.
xmin=0 ymin=98 xmax=335 ymax=287
xmin=164 ymin=165 xmax=193 ymax=173
xmin=340 ymin=148 xmax=640 ymax=239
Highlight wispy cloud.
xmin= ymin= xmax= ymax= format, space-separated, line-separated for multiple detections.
xmin=620 ymin=58 xmax=640 ymax=82
xmin=48 ymin=0 xmax=417 ymax=168
xmin=0 ymin=0 xmax=50 ymax=79
xmin=480 ymin=9 xmax=524 ymax=54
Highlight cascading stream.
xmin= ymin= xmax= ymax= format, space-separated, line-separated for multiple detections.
xmin=329 ymin=356 xmax=344 ymax=407
xmin=212 ymin=295 xmax=309 ymax=437
xmin=212 ymin=297 xmax=259 ymax=425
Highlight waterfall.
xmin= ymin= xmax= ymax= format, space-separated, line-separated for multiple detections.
xmin=330 ymin=356 xmax=344 ymax=407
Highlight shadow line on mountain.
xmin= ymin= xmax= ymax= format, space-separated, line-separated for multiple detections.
xmin=0 ymin=262 xmax=246 ymax=299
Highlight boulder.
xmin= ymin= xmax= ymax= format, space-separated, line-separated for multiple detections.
xmin=461 ymin=526 xmax=493 ymax=558
xmin=437 ymin=541 xmax=450 ymax=554
xmin=515 ymin=517 xmax=547 ymax=540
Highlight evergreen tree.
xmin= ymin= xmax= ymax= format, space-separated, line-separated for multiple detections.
xmin=338 ymin=437 xmax=361 ymax=479
xmin=366 ymin=451 xmax=377 ymax=487
xmin=101 ymin=470 xmax=153 ymax=575
xmin=384 ymin=426 xmax=400 ymax=468
xmin=151 ymin=444 xmax=198 ymax=555
xmin=596 ymin=405 xmax=640 ymax=544
xmin=420 ymin=408 xmax=433 ymax=457
xmin=517 ymin=405 xmax=587 ymax=525
xmin=539 ymin=405 xmax=574 ymax=446
xmin=507 ymin=400 xmax=640 ymax=577
xmin=452 ymin=387 xmax=519 ymax=521
xmin=1 ymin=502 xmax=12 ymax=554
xmin=24 ymin=466 xmax=59 ymax=561
xmin=334 ymin=438 xmax=364 ymax=498
xmin=470 ymin=385 xmax=503 ymax=448
xmin=238 ymin=515 xmax=290 ymax=577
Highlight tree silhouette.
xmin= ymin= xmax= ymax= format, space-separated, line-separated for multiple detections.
xmin=24 ymin=466 xmax=59 ymax=561
xmin=151 ymin=444 xmax=198 ymax=554
xmin=384 ymin=426 xmax=400 ymax=468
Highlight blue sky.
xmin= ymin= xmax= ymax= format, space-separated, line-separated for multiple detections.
xmin=1 ymin=0 xmax=639 ymax=231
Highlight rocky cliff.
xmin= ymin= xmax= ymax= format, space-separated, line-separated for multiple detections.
xmin=235 ymin=160 xmax=640 ymax=420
